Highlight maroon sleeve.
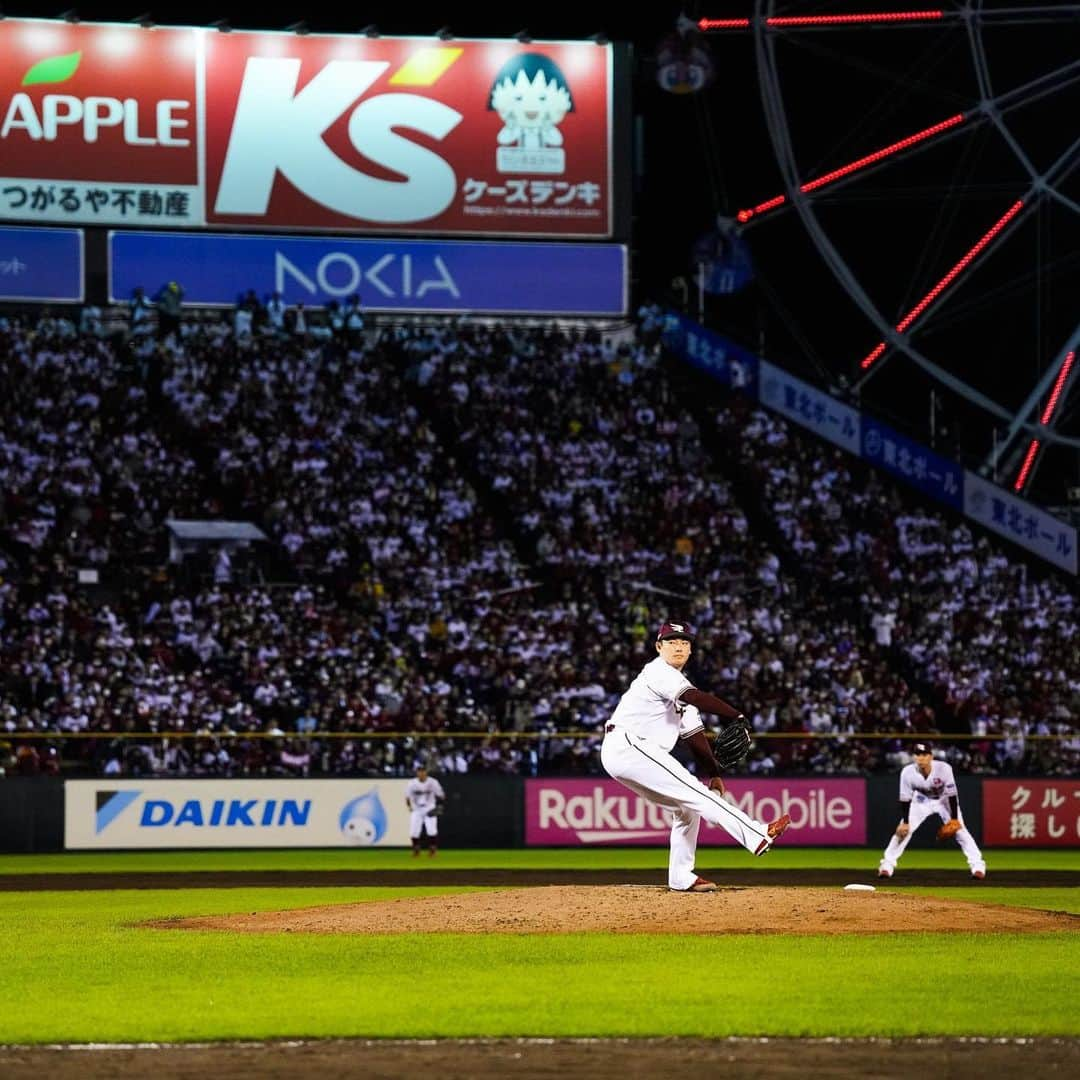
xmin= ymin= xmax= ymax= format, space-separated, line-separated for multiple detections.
xmin=684 ymin=729 xmax=720 ymax=780
xmin=679 ymin=687 xmax=742 ymax=722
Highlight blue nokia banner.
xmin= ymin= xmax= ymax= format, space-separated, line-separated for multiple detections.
xmin=109 ymin=232 xmax=627 ymax=316
xmin=861 ymin=417 xmax=964 ymax=511
xmin=0 ymin=226 xmax=83 ymax=302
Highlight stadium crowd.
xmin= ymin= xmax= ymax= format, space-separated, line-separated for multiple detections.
xmin=0 ymin=296 xmax=1075 ymax=779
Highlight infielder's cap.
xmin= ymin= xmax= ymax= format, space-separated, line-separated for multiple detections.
xmin=657 ymin=621 xmax=694 ymax=642
xmin=912 ymin=741 xmax=932 ymax=754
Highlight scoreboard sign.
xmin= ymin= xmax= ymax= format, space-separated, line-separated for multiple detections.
xmin=0 ymin=18 xmax=615 ymax=237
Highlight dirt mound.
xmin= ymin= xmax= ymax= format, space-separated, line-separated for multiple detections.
xmin=152 ymin=885 xmax=1078 ymax=936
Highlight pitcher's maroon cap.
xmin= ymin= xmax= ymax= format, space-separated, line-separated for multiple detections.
xmin=657 ymin=621 xmax=694 ymax=642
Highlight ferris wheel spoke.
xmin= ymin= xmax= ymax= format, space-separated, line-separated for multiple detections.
xmin=859 ymin=134 xmax=1079 ymax=372
xmin=700 ymin=6 xmax=1080 ymax=33
xmin=1004 ymin=341 xmax=1080 ymax=491
xmin=738 ymin=56 xmax=1080 ymax=225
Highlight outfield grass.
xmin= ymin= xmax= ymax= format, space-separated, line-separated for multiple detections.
xmin=1 ymin=882 xmax=1077 ymax=1043
xmin=2 ymin=847 xmax=1078 ymax=874
xmin=2 ymin=850 xmax=1075 ymax=1043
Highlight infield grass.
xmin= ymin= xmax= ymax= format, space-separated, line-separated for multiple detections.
xmin=1 ymin=883 xmax=1077 ymax=1043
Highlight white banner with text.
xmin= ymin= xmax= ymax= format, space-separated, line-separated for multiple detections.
xmin=65 ymin=779 xmax=414 ymax=848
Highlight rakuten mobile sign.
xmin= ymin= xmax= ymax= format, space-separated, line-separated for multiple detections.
xmin=0 ymin=18 xmax=614 ymax=237
xmin=525 ymin=779 xmax=866 ymax=845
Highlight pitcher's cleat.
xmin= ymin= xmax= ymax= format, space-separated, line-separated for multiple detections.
xmin=674 ymin=876 xmax=719 ymax=892
xmin=754 ymin=813 xmax=792 ymax=855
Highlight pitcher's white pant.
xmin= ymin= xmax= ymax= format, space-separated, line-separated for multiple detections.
xmin=601 ymin=729 xmax=773 ymax=890
xmin=879 ymin=797 xmax=985 ymax=875
xmin=409 ymin=809 xmax=438 ymax=839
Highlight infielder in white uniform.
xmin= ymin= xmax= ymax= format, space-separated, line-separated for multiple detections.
xmin=601 ymin=621 xmax=791 ymax=892
xmin=405 ymin=763 xmax=445 ymax=857
xmin=878 ymin=742 xmax=986 ymax=879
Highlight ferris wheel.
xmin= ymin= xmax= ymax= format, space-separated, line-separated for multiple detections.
xmin=699 ymin=3 xmax=1080 ymax=501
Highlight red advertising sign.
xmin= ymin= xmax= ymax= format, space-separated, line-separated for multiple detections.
xmin=983 ymin=779 xmax=1080 ymax=846
xmin=0 ymin=19 xmax=200 ymax=225
xmin=204 ymin=34 xmax=612 ymax=236
xmin=0 ymin=19 xmax=614 ymax=237
xmin=525 ymin=778 xmax=866 ymax=846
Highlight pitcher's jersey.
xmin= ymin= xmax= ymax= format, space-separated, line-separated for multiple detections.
xmin=405 ymin=776 xmax=445 ymax=812
xmin=608 ymin=655 xmax=699 ymax=751
xmin=899 ymin=759 xmax=957 ymax=804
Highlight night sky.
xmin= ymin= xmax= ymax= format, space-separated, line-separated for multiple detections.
xmin=6 ymin=2 xmax=1077 ymax=503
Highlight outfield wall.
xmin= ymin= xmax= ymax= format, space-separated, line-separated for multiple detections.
xmin=0 ymin=775 xmax=1075 ymax=852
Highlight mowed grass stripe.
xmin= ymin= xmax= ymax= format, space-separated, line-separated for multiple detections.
xmin=0 ymin=887 xmax=1077 ymax=1042
xmin=2 ymin=848 xmax=1078 ymax=874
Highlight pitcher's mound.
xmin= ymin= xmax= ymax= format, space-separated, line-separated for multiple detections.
xmin=153 ymin=886 xmax=1077 ymax=936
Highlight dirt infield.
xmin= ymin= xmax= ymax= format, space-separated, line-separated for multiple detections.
xmin=156 ymin=884 xmax=1079 ymax=936
xmin=3 ymin=1037 xmax=1079 ymax=1079
xmin=2 ymin=867 xmax=1074 ymax=891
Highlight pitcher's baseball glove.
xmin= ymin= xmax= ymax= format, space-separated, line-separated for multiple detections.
xmin=937 ymin=818 xmax=962 ymax=840
xmin=714 ymin=715 xmax=752 ymax=771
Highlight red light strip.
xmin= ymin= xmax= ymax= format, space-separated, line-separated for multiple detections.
xmin=736 ymin=114 xmax=965 ymax=223
xmin=699 ymin=11 xmax=944 ymax=31
xmin=1013 ymin=440 xmax=1040 ymax=492
xmin=1040 ymin=351 xmax=1076 ymax=425
xmin=1015 ymin=350 xmax=1079 ymax=491
xmin=860 ymin=199 xmax=1025 ymax=370
xmin=768 ymin=11 xmax=944 ymax=26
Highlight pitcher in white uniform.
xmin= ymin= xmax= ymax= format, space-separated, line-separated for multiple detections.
xmin=601 ymin=620 xmax=791 ymax=892
xmin=878 ymin=741 xmax=986 ymax=879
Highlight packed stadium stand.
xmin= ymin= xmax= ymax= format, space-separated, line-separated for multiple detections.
xmin=1 ymin=298 xmax=1076 ymax=778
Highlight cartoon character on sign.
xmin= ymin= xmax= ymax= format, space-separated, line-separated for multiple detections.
xmin=338 ymin=791 xmax=388 ymax=846
xmin=488 ymin=53 xmax=574 ymax=173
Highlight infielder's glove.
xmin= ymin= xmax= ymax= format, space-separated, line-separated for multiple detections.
xmin=713 ymin=715 xmax=752 ymax=771
xmin=426 ymin=805 xmax=444 ymax=818
xmin=937 ymin=818 xmax=962 ymax=840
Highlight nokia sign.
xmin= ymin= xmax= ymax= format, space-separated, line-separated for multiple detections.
xmin=109 ymin=231 xmax=627 ymax=315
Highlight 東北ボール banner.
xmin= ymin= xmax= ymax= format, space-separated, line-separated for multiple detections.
xmin=0 ymin=18 xmax=614 ymax=237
